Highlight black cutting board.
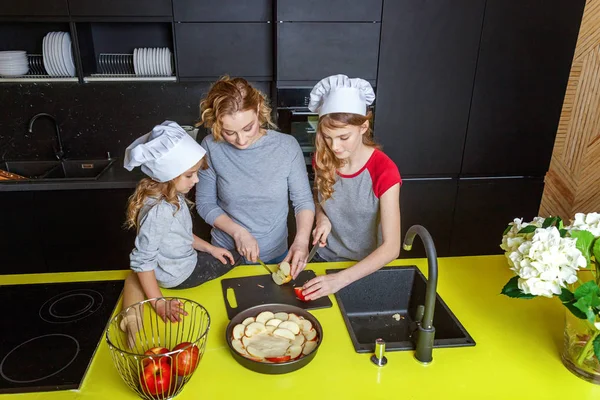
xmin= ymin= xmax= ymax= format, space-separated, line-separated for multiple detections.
xmin=221 ymin=270 xmax=332 ymax=320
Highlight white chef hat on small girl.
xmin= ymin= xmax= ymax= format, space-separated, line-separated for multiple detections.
xmin=124 ymin=120 xmax=206 ymax=182
xmin=308 ymin=74 xmax=376 ymax=117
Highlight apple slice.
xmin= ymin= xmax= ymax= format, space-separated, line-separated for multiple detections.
xmin=272 ymin=328 xmax=296 ymax=341
xmin=265 ymin=318 xmax=282 ymax=327
xmin=278 ymin=321 xmax=300 ymax=335
xmin=245 ymin=322 xmax=267 ymax=337
xmin=299 ymin=319 xmax=313 ymax=333
xmin=278 ymin=261 xmax=291 ymax=277
xmin=274 ymin=312 xmax=288 ymax=321
xmin=242 ymin=317 xmax=255 ymax=326
xmin=266 ymin=325 xmax=276 ymax=333
xmin=256 ymin=311 xmax=275 ymax=324
xmin=246 ymin=345 xmax=267 ymax=358
xmin=287 ymin=345 xmax=302 ymax=360
xmin=292 ymin=334 xmax=305 ymax=347
xmin=265 ymin=355 xmax=291 ymax=363
xmin=302 ymin=340 xmax=317 ymax=355
xmin=231 ymin=339 xmax=248 ymax=356
xmin=304 ymin=329 xmax=317 ymax=342
xmin=288 ymin=313 xmax=302 ymax=324
xmin=242 ymin=335 xmax=253 ymax=348
xmin=272 ymin=271 xmax=285 ymax=286
xmin=233 ymin=324 xmax=246 ymax=340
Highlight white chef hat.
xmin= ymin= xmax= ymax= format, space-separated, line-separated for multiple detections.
xmin=308 ymin=74 xmax=375 ymax=117
xmin=124 ymin=120 xmax=206 ymax=182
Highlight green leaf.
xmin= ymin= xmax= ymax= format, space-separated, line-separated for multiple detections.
xmin=574 ymin=281 xmax=599 ymax=299
xmin=557 ymin=217 xmax=564 ymax=230
xmin=543 ymin=217 xmax=558 ymax=228
xmin=559 ymin=288 xmax=587 ymax=319
xmin=573 ymin=282 xmax=600 ymax=323
xmin=593 ymin=238 xmax=600 ymax=263
xmin=571 ymin=230 xmax=595 ymax=265
xmin=501 ymin=276 xmax=536 ymax=299
xmin=559 ymin=229 xmax=568 ymax=238
xmin=502 ymin=224 xmax=512 ymax=236
xmin=594 ymin=335 xmax=600 ymax=363
xmin=518 ymin=225 xmax=537 ymax=234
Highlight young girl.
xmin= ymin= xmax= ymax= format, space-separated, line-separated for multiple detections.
xmin=195 ymin=76 xmax=315 ymax=273
xmin=120 ymin=121 xmax=240 ymax=345
xmin=298 ymin=74 xmax=402 ymax=300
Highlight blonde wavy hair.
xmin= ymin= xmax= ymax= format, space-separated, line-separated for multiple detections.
xmin=314 ymin=111 xmax=378 ymax=202
xmin=125 ymin=158 xmax=207 ymax=230
xmin=197 ymin=76 xmax=276 ymax=140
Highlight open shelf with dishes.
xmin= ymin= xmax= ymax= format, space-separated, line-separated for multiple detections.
xmin=0 ymin=22 xmax=78 ymax=82
xmin=75 ymin=22 xmax=175 ymax=82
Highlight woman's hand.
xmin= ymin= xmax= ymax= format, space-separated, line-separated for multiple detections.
xmin=285 ymin=239 xmax=309 ymax=279
xmin=209 ymin=245 xmax=236 ymax=265
xmin=152 ymin=299 xmax=188 ymax=323
xmin=233 ymin=228 xmax=259 ymax=263
xmin=300 ymin=272 xmax=349 ymax=301
xmin=312 ymin=215 xmax=332 ymax=248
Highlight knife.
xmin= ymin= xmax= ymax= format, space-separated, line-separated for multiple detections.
xmin=307 ymin=244 xmax=319 ymax=263
xmin=257 ymin=258 xmax=273 ymax=274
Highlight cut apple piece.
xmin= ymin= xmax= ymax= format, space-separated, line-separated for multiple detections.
xmin=288 ymin=313 xmax=302 ymax=324
xmin=246 ymin=345 xmax=267 ymax=358
xmin=292 ymin=334 xmax=305 ymax=347
xmin=245 ymin=322 xmax=267 ymax=337
xmin=233 ymin=324 xmax=246 ymax=340
xmin=299 ymin=319 xmax=313 ymax=333
xmin=266 ymin=325 xmax=276 ymax=333
xmin=304 ymin=329 xmax=317 ymax=341
xmin=242 ymin=335 xmax=253 ymax=348
xmin=278 ymin=261 xmax=291 ymax=276
xmin=272 ymin=271 xmax=285 ymax=286
xmin=302 ymin=340 xmax=317 ymax=355
xmin=242 ymin=317 xmax=255 ymax=326
xmin=232 ymin=339 xmax=247 ymax=356
xmin=278 ymin=321 xmax=300 ymax=335
xmin=265 ymin=318 xmax=282 ymax=328
xmin=265 ymin=355 xmax=291 ymax=363
xmin=287 ymin=345 xmax=302 ymax=359
xmin=274 ymin=312 xmax=288 ymax=321
xmin=256 ymin=311 xmax=275 ymax=324
xmin=272 ymin=328 xmax=296 ymax=341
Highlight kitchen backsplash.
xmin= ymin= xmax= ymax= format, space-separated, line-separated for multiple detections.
xmin=0 ymin=81 xmax=270 ymax=161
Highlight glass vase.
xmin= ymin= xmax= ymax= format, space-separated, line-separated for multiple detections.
xmin=561 ymin=309 xmax=600 ymax=384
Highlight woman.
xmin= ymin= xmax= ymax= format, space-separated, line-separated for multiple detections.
xmin=298 ymin=74 xmax=402 ymax=300
xmin=196 ymin=76 xmax=315 ymax=272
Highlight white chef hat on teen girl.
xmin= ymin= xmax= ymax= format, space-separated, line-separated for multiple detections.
xmin=308 ymin=74 xmax=375 ymax=117
xmin=124 ymin=120 xmax=206 ymax=182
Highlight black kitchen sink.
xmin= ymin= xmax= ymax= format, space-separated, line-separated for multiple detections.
xmin=33 ymin=159 xmax=114 ymax=181
xmin=326 ymin=266 xmax=475 ymax=353
xmin=0 ymin=160 xmax=60 ymax=180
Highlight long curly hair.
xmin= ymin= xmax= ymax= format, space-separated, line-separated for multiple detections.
xmin=314 ymin=111 xmax=378 ymax=202
xmin=197 ymin=76 xmax=277 ymax=140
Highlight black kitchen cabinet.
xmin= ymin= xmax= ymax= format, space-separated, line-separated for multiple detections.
xmin=176 ymin=23 xmax=272 ymax=79
xmin=374 ymin=0 xmax=485 ymax=177
xmin=69 ymin=0 xmax=173 ymax=17
xmin=0 ymin=22 xmax=72 ymax=54
xmin=449 ymin=177 xmax=545 ymax=256
xmin=38 ymin=189 xmax=135 ymax=273
xmin=0 ymin=192 xmax=46 ymax=275
xmin=277 ymin=23 xmax=380 ymax=82
xmin=0 ymin=0 xmax=69 ymax=17
xmin=174 ymin=0 xmax=272 ymax=22
xmin=276 ymin=0 xmax=382 ymax=22
xmin=461 ymin=0 xmax=585 ymax=176
xmin=399 ymin=178 xmax=457 ymax=259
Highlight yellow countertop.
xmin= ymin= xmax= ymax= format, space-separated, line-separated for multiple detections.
xmin=2 ymin=255 xmax=600 ymax=400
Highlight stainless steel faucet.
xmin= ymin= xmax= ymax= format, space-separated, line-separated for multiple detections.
xmin=28 ymin=113 xmax=65 ymax=160
xmin=402 ymin=224 xmax=438 ymax=364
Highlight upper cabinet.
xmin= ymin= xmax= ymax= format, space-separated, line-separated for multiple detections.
xmin=461 ymin=0 xmax=586 ymax=177
xmin=174 ymin=0 xmax=272 ymax=22
xmin=276 ymin=0 xmax=382 ymax=21
xmin=69 ymin=0 xmax=173 ymax=17
xmin=0 ymin=0 xmax=69 ymax=17
xmin=373 ymin=0 xmax=485 ymax=177
xmin=277 ymin=22 xmax=379 ymax=82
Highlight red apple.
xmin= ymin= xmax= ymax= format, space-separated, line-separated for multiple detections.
xmin=294 ymin=287 xmax=308 ymax=302
xmin=265 ymin=355 xmax=291 ymax=363
xmin=142 ymin=347 xmax=170 ymax=367
xmin=140 ymin=356 xmax=172 ymax=396
xmin=172 ymin=342 xmax=200 ymax=377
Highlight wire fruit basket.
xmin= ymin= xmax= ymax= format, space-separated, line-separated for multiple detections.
xmin=105 ymin=297 xmax=210 ymax=400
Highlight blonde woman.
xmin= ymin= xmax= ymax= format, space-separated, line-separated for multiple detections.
xmin=196 ymin=76 xmax=315 ymax=273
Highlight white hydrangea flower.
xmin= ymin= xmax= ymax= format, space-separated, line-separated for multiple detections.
xmin=504 ymin=226 xmax=586 ymax=298
xmin=567 ymin=212 xmax=600 ymax=237
xmin=500 ymin=217 xmax=545 ymax=267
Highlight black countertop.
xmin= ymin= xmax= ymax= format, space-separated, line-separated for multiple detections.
xmin=0 ymin=160 xmax=144 ymax=192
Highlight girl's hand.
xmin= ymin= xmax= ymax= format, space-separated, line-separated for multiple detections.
xmin=285 ymin=239 xmax=309 ymax=279
xmin=209 ymin=246 xmax=236 ymax=265
xmin=312 ymin=216 xmax=332 ymax=248
xmin=301 ymin=273 xmax=348 ymax=301
xmin=233 ymin=228 xmax=260 ymax=263
xmin=152 ymin=299 xmax=188 ymax=323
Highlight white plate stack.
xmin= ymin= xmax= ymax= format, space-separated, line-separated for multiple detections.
xmin=42 ymin=31 xmax=75 ymax=77
xmin=133 ymin=48 xmax=173 ymax=77
xmin=0 ymin=51 xmax=29 ymax=77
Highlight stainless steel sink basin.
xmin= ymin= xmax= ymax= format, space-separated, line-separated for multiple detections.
xmin=36 ymin=159 xmax=115 ymax=181
xmin=0 ymin=160 xmax=60 ymax=180
xmin=326 ymin=266 xmax=475 ymax=353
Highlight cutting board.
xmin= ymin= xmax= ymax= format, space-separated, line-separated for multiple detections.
xmin=221 ymin=269 xmax=333 ymax=320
